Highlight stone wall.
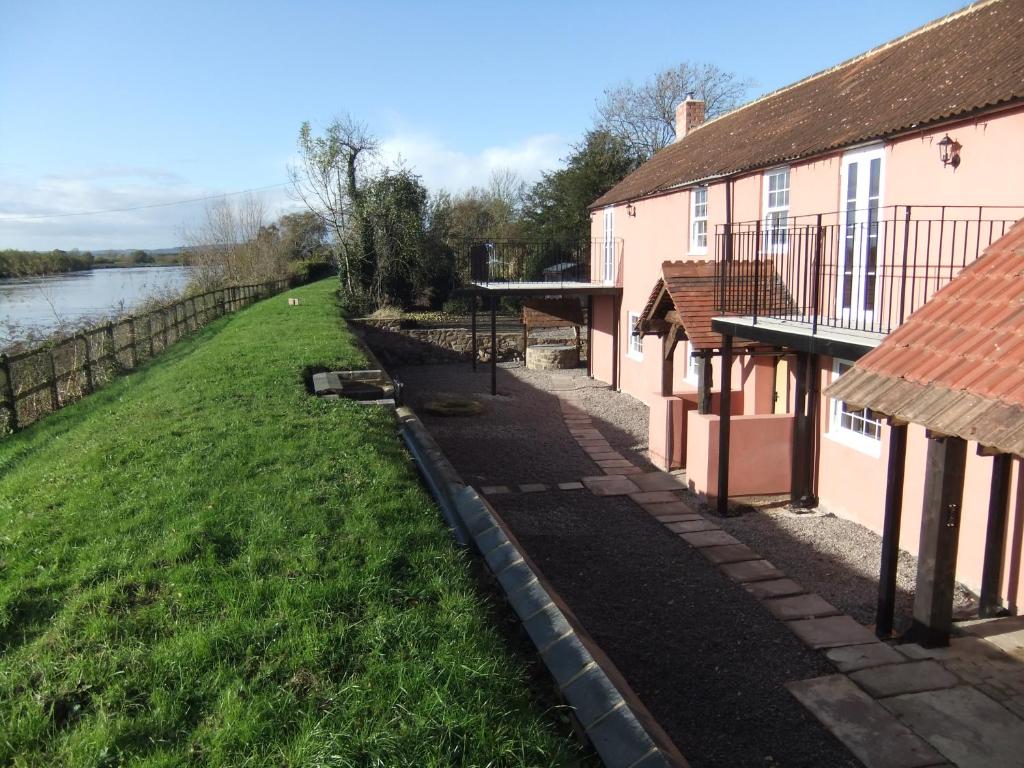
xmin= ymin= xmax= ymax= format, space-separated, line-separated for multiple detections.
xmin=352 ymin=320 xmax=589 ymax=367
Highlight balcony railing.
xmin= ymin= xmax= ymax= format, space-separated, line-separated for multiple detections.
xmin=454 ymin=239 xmax=621 ymax=286
xmin=716 ymin=205 xmax=1024 ymax=336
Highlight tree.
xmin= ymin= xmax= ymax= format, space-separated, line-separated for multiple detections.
xmin=594 ymin=62 xmax=752 ymax=161
xmin=277 ymin=211 xmax=328 ymax=262
xmin=522 ymin=130 xmax=639 ymax=242
xmin=288 ymin=116 xmax=378 ymax=290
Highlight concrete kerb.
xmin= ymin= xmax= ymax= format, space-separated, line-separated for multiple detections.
xmin=394 ymin=404 xmax=688 ymax=768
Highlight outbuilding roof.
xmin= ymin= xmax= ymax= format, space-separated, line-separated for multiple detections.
xmin=592 ymin=0 xmax=1024 ymax=209
xmin=826 ymin=220 xmax=1024 ymax=455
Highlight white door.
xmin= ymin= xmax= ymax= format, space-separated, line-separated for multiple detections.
xmin=838 ymin=146 xmax=884 ymax=324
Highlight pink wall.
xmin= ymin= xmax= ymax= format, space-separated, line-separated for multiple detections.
xmin=687 ymin=411 xmax=794 ymax=496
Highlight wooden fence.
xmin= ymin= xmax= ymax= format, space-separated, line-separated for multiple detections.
xmin=0 ymin=278 xmax=292 ymax=437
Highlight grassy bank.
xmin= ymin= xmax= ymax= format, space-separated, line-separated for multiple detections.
xmin=0 ymin=280 xmax=584 ymax=766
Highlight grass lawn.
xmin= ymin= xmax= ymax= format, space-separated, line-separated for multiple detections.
xmin=0 ymin=279 xmax=586 ymax=767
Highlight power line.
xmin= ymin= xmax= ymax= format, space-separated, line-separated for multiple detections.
xmin=0 ymin=181 xmax=292 ymax=221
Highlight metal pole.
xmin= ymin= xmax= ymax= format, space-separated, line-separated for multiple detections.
xmin=811 ymin=213 xmax=823 ymax=335
xmin=979 ymin=453 xmax=1013 ymax=617
xmin=470 ymin=295 xmax=477 ymax=371
xmin=490 ymin=295 xmax=497 ymax=396
xmin=876 ymin=423 xmax=908 ymax=638
xmin=717 ymin=336 xmax=733 ymax=517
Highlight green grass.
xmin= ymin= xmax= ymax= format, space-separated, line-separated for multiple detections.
xmin=0 ymin=280 xmax=585 ymax=767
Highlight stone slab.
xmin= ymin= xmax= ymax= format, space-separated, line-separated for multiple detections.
xmin=743 ymin=577 xmax=805 ymax=598
xmin=849 ymin=661 xmax=960 ymax=698
xmin=628 ymin=491 xmax=679 ymax=504
xmin=826 ymin=643 xmax=909 ymax=673
xmin=584 ymin=705 xmax=657 ymax=768
xmin=653 ymin=514 xmax=705 ymax=524
xmin=788 ymin=615 xmax=880 ymax=649
xmin=699 ymin=543 xmax=762 ymax=565
xmin=664 ymin=519 xmax=719 ymax=533
xmin=603 ymin=466 xmax=644 ymax=475
xmin=596 ymin=459 xmax=634 ymax=468
xmin=765 ymin=593 xmax=841 ymax=621
xmin=582 ymin=475 xmax=641 ymax=496
xmin=519 ymin=483 xmax=547 ymax=493
xmin=558 ymin=481 xmax=584 ymax=490
xmin=642 ymin=501 xmax=695 ymax=516
xmin=721 ymin=559 xmax=786 ymax=583
xmin=680 ymin=530 xmax=741 ymax=548
xmin=881 ymin=685 xmax=1024 ymax=768
xmin=480 ymin=485 xmax=510 ymax=495
xmin=786 ymin=675 xmax=945 ymax=768
xmin=630 ymin=472 xmax=688 ymax=492
xmin=586 ymin=451 xmax=623 ymax=461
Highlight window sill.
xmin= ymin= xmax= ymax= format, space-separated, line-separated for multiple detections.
xmin=825 ymin=428 xmax=882 ymax=458
xmin=626 ymin=352 xmax=644 ymax=362
xmin=686 ymin=250 xmax=708 ymax=258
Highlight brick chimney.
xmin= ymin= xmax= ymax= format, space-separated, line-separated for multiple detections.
xmin=675 ymin=97 xmax=705 ymax=142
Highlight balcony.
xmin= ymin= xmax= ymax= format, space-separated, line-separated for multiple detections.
xmin=455 ymin=239 xmax=623 ymax=295
xmin=713 ymin=205 xmax=1024 ymax=357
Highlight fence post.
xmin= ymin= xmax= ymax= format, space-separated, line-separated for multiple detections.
xmin=752 ymin=219 xmax=762 ymax=324
xmin=811 ymin=213 xmax=823 ymax=335
xmin=48 ymin=349 xmax=60 ymax=412
xmin=148 ymin=315 xmax=155 ymax=357
xmin=106 ymin=322 xmax=116 ymax=372
xmin=80 ymin=332 xmax=95 ymax=394
xmin=0 ymin=353 xmax=18 ymax=433
xmin=128 ymin=317 xmax=138 ymax=368
xmin=898 ymin=205 xmax=912 ymax=327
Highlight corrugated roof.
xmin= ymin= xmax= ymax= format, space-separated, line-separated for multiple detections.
xmin=826 ymin=220 xmax=1024 ymax=455
xmin=593 ymin=0 xmax=1024 ymax=209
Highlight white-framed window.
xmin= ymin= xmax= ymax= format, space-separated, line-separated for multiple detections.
xmin=627 ymin=311 xmax=643 ymax=360
xmin=690 ymin=187 xmax=708 ymax=254
xmin=763 ymin=167 xmax=790 ymax=251
xmin=828 ymin=359 xmax=882 ymax=456
xmin=602 ymin=206 xmax=615 ymax=283
xmin=685 ymin=341 xmax=701 ymax=384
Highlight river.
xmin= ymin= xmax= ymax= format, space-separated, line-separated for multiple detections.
xmin=0 ymin=265 xmax=193 ymax=340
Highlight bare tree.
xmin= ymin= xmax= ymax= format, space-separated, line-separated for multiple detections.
xmin=595 ymin=62 xmax=753 ymax=161
xmin=288 ymin=116 xmax=379 ymax=289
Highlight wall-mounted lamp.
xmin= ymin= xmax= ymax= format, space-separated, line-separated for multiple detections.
xmin=937 ymin=134 xmax=961 ymax=169
xmin=626 ymin=202 xmax=637 ymax=217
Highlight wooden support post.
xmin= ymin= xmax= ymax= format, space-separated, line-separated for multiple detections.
xmin=490 ymin=295 xmax=497 ymax=396
xmin=804 ymin=353 xmax=820 ymax=507
xmin=128 ymin=318 xmax=138 ymax=368
xmin=697 ymin=353 xmax=712 ymax=415
xmin=47 ymin=350 xmax=60 ymax=412
xmin=906 ymin=434 xmax=967 ymax=647
xmin=717 ymin=336 xmax=733 ymax=517
xmin=876 ymin=423 xmax=908 ymax=638
xmin=521 ymin=322 xmax=528 ymax=361
xmin=791 ymin=351 xmax=809 ymax=505
xmin=586 ymin=295 xmax=594 ymax=379
xmin=979 ymin=453 xmax=1013 ymax=618
xmin=105 ymin=323 xmax=116 ymax=372
xmin=0 ymin=353 xmax=18 ymax=433
xmin=661 ymin=326 xmax=678 ymax=397
xmin=470 ymin=296 xmax=477 ymax=371
xmin=80 ymin=333 xmax=95 ymax=394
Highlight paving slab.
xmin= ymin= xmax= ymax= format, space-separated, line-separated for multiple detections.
xmin=558 ymin=481 xmax=584 ymax=491
xmin=849 ymin=661 xmax=960 ymax=698
xmin=882 ymin=685 xmax=1024 ymax=768
xmin=788 ymin=615 xmax=880 ymax=649
xmin=664 ymin=519 xmax=720 ymax=533
xmin=825 ymin=642 xmax=909 ymax=673
xmin=720 ymin=559 xmax=786 ymax=583
xmin=586 ymin=450 xmax=623 ymax=461
xmin=699 ymin=543 xmax=762 ymax=565
xmin=679 ymin=530 xmax=742 ymax=548
xmin=631 ymin=472 xmax=689 ymax=492
xmin=743 ymin=577 xmax=806 ymax=598
xmin=765 ymin=593 xmax=842 ymax=621
xmin=652 ymin=513 xmax=705 ymax=524
xmin=641 ymin=501 xmax=695 ymax=516
xmin=603 ymin=466 xmax=644 ymax=476
xmin=582 ymin=475 xmax=641 ymax=496
xmin=519 ymin=483 xmax=547 ymax=493
xmin=959 ymin=615 xmax=1024 ymax=659
xmin=480 ymin=485 xmax=510 ymax=495
xmin=628 ymin=491 xmax=680 ymax=504
xmin=787 ymin=675 xmax=945 ymax=768
xmin=596 ymin=458 xmax=635 ymax=468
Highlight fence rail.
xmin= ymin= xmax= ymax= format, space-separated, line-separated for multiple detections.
xmin=716 ymin=205 xmax=1024 ymax=336
xmin=0 ymin=278 xmax=292 ymax=437
xmin=454 ymin=239 xmax=621 ymax=286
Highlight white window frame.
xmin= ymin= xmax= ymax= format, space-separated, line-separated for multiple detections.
xmin=602 ymin=206 xmax=615 ymax=284
xmin=762 ymin=167 xmax=790 ymax=253
xmin=684 ymin=341 xmax=701 ymax=384
xmin=690 ymin=187 xmax=708 ymax=254
xmin=827 ymin=359 xmax=882 ymax=457
xmin=626 ymin=311 xmax=643 ymax=360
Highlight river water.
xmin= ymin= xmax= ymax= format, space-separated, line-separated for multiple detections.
xmin=0 ymin=266 xmax=193 ymax=340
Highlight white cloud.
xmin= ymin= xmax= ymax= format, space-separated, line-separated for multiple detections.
xmin=378 ymin=131 xmax=567 ymax=192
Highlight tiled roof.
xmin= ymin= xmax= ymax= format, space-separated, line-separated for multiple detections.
xmin=593 ymin=0 xmax=1024 ymax=209
xmin=636 ymin=261 xmax=787 ymax=350
xmin=826 ymin=220 xmax=1024 ymax=455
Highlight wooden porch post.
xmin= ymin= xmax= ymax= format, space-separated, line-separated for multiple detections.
xmin=661 ymin=326 xmax=678 ymax=397
xmin=697 ymin=353 xmax=712 ymax=415
xmin=717 ymin=336 xmax=733 ymax=517
xmin=876 ymin=423 xmax=908 ymax=638
xmin=979 ymin=452 xmax=1013 ymax=618
xmin=490 ymin=295 xmax=497 ymax=396
xmin=791 ymin=351 xmax=809 ymax=505
xmin=905 ymin=433 xmax=967 ymax=647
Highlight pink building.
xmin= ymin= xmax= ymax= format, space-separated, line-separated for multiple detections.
xmin=587 ymin=0 xmax=1024 ymax=639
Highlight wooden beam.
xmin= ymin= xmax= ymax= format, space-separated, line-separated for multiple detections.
xmin=664 ymin=309 xmax=683 ymax=326
xmin=790 ymin=351 xmax=809 ymax=506
xmin=697 ymin=354 xmax=712 ymax=415
xmin=663 ymin=324 xmax=680 ymax=360
xmin=717 ymin=335 xmax=733 ymax=517
xmin=662 ymin=331 xmax=676 ymax=397
xmin=905 ymin=434 xmax=967 ymax=648
xmin=876 ymin=424 xmax=908 ymax=638
xmin=979 ymin=453 xmax=1013 ymax=618
xmin=644 ymin=318 xmax=670 ymax=335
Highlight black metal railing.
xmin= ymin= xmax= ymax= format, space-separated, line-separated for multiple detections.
xmin=454 ymin=239 xmax=621 ymax=286
xmin=716 ymin=205 xmax=1023 ymax=336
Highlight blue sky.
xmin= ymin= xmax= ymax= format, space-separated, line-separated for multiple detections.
xmin=0 ymin=0 xmax=966 ymax=250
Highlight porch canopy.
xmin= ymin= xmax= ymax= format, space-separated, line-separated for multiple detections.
xmin=826 ymin=220 xmax=1024 ymax=645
